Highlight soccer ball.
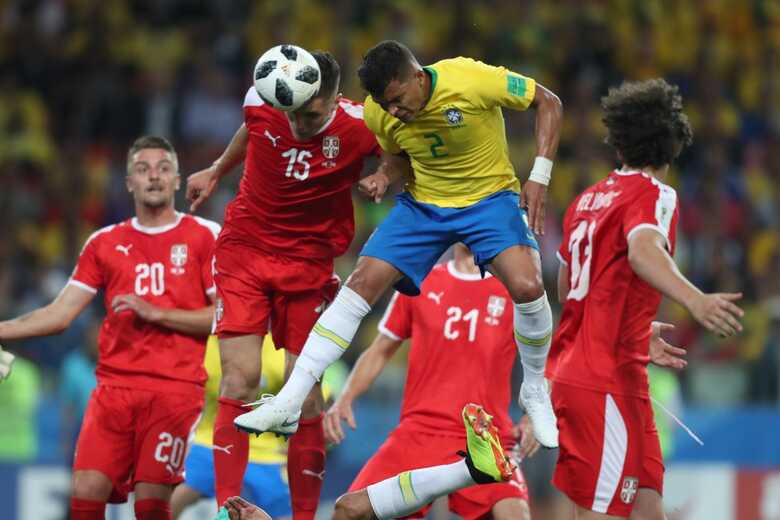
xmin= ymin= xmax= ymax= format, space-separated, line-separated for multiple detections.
xmin=254 ymin=44 xmax=321 ymax=112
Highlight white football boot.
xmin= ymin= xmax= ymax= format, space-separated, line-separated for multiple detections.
xmin=518 ymin=380 xmax=559 ymax=448
xmin=234 ymin=394 xmax=301 ymax=438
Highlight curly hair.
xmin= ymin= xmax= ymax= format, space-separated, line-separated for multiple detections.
xmin=601 ymin=79 xmax=693 ymax=168
xmin=311 ymin=50 xmax=340 ymax=100
xmin=357 ymin=40 xmax=417 ymax=99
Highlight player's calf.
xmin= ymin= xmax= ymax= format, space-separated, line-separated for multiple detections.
xmin=333 ymin=490 xmax=377 ymax=520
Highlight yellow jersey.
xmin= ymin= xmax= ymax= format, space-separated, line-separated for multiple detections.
xmin=364 ymin=57 xmax=536 ymax=207
xmin=193 ymin=336 xmax=287 ymax=464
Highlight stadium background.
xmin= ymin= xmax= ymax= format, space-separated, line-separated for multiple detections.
xmin=1 ymin=1 xmax=779 ymax=519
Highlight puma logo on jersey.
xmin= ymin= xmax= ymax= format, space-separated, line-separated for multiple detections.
xmin=302 ymin=469 xmax=325 ymax=480
xmin=115 ymin=244 xmax=133 ymax=256
xmin=213 ymin=444 xmax=233 ymax=455
xmin=427 ymin=291 xmax=444 ymax=305
xmin=314 ymin=301 xmax=327 ymax=314
xmin=264 ymin=130 xmax=281 ymax=147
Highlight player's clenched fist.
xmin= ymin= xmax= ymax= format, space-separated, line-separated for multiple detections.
xmin=358 ymin=171 xmax=390 ymax=203
xmin=186 ymin=166 xmax=219 ymax=212
xmin=222 ymin=496 xmax=271 ymax=520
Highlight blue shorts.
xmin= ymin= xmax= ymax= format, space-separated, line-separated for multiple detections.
xmin=360 ymin=190 xmax=538 ymax=295
xmin=183 ymin=443 xmax=291 ymax=518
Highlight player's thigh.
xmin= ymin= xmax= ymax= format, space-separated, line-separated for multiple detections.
xmin=243 ymin=462 xmax=292 ymax=519
xmin=456 ymin=191 xmax=540 ymax=292
xmin=552 ymin=384 xmax=646 ymax=518
xmin=348 ymin=431 xmax=439 ymax=492
xmin=629 ymin=488 xmax=664 ymax=520
xmin=213 ymin=240 xmax=273 ymax=337
xmin=218 ymin=334 xmax=265 ymax=399
xmin=449 ymin=464 xmax=529 ymax=520
xmin=488 ymin=244 xmax=544 ymax=302
xmin=271 ymin=274 xmax=340 ymax=356
xmin=133 ymin=391 xmax=204 ymax=489
xmin=358 ymin=193 xmax=454 ymax=298
xmin=72 ymin=386 xmax=135 ymax=499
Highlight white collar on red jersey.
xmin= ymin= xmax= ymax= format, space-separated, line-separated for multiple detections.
xmin=613 ymin=168 xmax=645 ymax=177
xmin=446 ymin=260 xmax=490 ymax=281
xmin=131 ymin=212 xmax=183 ymax=234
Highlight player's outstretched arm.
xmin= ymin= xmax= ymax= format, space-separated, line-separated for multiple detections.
xmin=628 ymin=228 xmax=744 ymax=337
xmin=522 ymin=84 xmax=563 ymax=236
xmin=111 ymin=294 xmax=215 ymax=336
xmin=0 ymin=284 xmax=95 ymax=341
xmin=324 ymin=333 xmax=403 ymax=443
xmin=357 ymin=152 xmax=411 ymax=203
xmin=187 ymin=124 xmax=249 ymax=212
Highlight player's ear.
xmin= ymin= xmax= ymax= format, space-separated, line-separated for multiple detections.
xmin=125 ymin=175 xmax=133 ymax=193
xmin=174 ymin=173 xmax=181 ymax=191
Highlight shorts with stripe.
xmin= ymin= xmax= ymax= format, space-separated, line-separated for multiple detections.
xmin=552 ymin=382 xmax=663 ymax=518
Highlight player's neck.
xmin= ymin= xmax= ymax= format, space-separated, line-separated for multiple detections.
xmin=620 ymin=164 xmax=669 ymax=181
xmin=134 ymin=204 xmax=178 ymax=228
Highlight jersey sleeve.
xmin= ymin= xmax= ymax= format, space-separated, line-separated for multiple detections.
xmin=363 ymin=96 xmax=402 ymax=155
xmin=68 ymin=232 xmax=104 ymax=293
xmin=461 ymin=58 xmax=537 ymax=111
xmin=378 ymin=292 xmax=412 ymax=340
xmin=623 ymin=182 xmax=678 ymax=252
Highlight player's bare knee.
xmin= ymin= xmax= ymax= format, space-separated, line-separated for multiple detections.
xmin=333 ymin=491 xmax=375 ymax=520
xmin=492 ymin=498 xmax=530 ymax=520
xmin=72 ymin=471 xmax=113 ymax=501
xmin=218 ymin=368 xmax=260 ymax=402
xmin=507 ymin=274 xmax=544 ymax=303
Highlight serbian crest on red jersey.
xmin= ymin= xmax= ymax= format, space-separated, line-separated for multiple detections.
xmin=170 ymin=244 xmax=188 ymax=275
xmin=620 ymin=477 xmax=639 ymax=504
xmin=322 ymin=135 xmax=340 ymax=159
xmin=485 ymin=295 xmax=506 ymax=326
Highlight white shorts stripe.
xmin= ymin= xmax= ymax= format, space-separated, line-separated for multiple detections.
xmin=591 ymin=394 xmax=628 ymax=513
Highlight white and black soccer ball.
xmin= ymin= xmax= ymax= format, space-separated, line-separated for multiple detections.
xmin=254 ymin=44 xmax=321 ymax=112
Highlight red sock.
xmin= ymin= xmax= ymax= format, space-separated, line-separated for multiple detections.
xmin=70 ymin=497 xmax=106 ymax=519
xmin=134 ymin=498 xmax=171 ymax=520
xmin=288 ymin=413 xmax=326 ymax=520
xmin=214 ymin=397 xmax=250 ymax=506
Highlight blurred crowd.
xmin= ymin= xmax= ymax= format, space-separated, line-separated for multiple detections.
xmin=1 ymin=0 xmax=779 ymax=463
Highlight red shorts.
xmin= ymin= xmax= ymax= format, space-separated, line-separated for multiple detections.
xmin=73 ymin=385 xmax=203 ymax=502
xmin=213 ymin=238 xmax=340 ymax=354
xmin=349 ymin=429 xmax=528 ymax=519
xmin=552 ymin=382 xmax=664 ymax=518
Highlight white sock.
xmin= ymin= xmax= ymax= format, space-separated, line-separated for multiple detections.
xmin=514 ymin=292 xmax=553 ymax=387
xmin=366 ymin=460 xmax=474 ymax=519
xmin=276 ymin=286 xmax=371 ymax=408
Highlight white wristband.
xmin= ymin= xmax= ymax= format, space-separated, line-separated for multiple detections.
xmin=528 ymin=156 xmax=553 ymax=186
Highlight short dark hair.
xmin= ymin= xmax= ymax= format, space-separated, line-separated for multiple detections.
xmin=126 ymin=135 xmax=178 ymax=171
xmin=601 ymin=79 xmax=693 ymax=168
xmin=311 ymin=51 xmax=340 ymax=100
xmin=357 ymin=40 xmax=417 ymax=99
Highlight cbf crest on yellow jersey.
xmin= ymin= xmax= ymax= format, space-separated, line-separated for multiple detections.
xmin=364 ymin=57 xmax=536 ymax=207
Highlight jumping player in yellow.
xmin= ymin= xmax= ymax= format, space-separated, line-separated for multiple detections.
xmin=236 ymin=40 xmax=563 ymax=454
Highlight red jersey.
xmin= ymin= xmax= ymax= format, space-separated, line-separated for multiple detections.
xmin=68 ymin=213 xmax=220 ymax=397
xmin=220 ymin=87 xmax=381 ymax=259
xmin=547 ymin=169 xmax=679 ymax=398
xmin=379 ymin=262 xmax=516 ymax=445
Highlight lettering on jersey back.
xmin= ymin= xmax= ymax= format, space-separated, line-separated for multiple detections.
xmin=576 ymin=191 xmax=621 ymax=212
